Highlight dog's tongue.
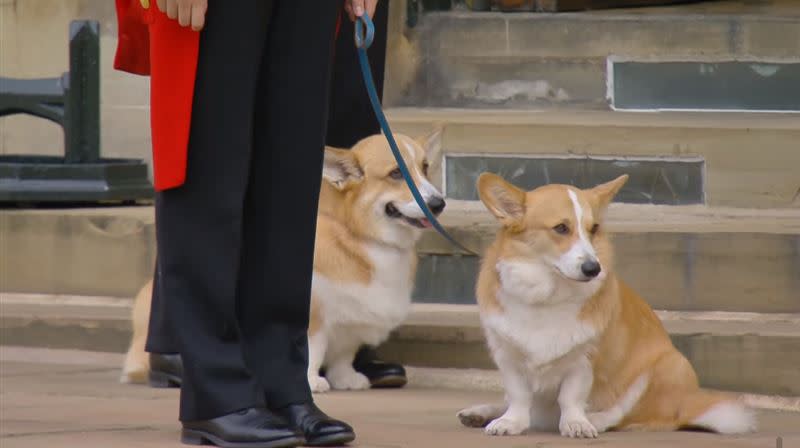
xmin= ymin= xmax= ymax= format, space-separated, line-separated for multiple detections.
xmin=420 ymin=218 xmax=433 ymax=228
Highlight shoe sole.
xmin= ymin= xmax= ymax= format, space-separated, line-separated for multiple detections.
xmin=305 ymin=431 xmax=356 ymax=447
xmin=181 ymin=429 xmax=304 ymax=448
xmin=369 ymin=375 xmax=407 ymax=389
xmin=149 ymin=370 xmax=182 ymax=389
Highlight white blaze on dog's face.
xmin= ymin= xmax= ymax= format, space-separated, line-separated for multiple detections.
xmin=477 ymin=173 xmax=628 ymax=301
xmin=322 ymin=128 xmax=445 ymax=248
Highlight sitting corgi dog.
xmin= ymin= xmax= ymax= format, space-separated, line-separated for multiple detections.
xmin=457 ymin=173 xmax=756 ymax=437
xmin=121 ymin=130 xmax=445 ymax=393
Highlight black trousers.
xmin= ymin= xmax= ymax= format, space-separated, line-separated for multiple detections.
xmin=147 ymin=1 xmax=340 ymax=422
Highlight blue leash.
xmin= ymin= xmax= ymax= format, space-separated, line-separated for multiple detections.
xmin=355 ymin=14 xmax=475 ymax=256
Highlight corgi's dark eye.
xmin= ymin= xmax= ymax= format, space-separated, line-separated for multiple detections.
xmin=422 ymin=161 xmax=430 ymax=176
xmin=388 ymin=168 xmax=403 ymax=180
xmin=553 ymin=223 xmax=569 ymax=235
xmin=590 ymin=224 xmax=600 ymax=235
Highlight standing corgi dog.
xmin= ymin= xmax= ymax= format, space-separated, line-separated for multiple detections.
xmin=457 ymin=173 xmax=756 ymax=438
xmin=121 ymin=130 xmax=445 ymax=393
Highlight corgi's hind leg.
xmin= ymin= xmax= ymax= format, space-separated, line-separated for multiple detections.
xmin=120 ymin=281 xmax=153 ymax=384
xmin=457 ymin=403 xmax=506 ymax=428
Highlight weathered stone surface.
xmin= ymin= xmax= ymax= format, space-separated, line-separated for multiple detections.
xmin=415 ymin=232 xmax=800 ymax=313
xmin=391 ymin=6 xmax=800 ymax=108
xmin=2 ymin=345 xmax=799 ymax=447
xmin=3 ymin=203 xmax=798 ymax=312
xmin=3 ymin=297 xmax=799 ymax=396
xmin=445 ymin=154 xmax=704 ymax=204
xmin=376 ymin=305 xmax=800 ymax=396
xmin=387 ymin=108 xmax=800 ymax=208
xmin=0 ymin=208 xmax=156 ymax=298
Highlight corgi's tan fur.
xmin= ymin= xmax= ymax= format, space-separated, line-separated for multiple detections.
xmin=457 ymin=173 xmax=756 ymax=438
xmin=121 ymin=129 xmax=444 ymax=393
xmin=120 ymin=279 xmax=152 ymax=384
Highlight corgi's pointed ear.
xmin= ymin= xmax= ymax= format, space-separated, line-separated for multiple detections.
xmin=591 ymin=174 xmax=629 ymax=209
xmin=323 ymin=147 xmax=363 ymax=190
xmin=478 ymin=173 xmax=526 ymax=228
xmin=415 ymin=123 xmax=444 ymax=158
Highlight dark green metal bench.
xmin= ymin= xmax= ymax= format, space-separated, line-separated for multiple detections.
xmin=0 ymin=20 xmax=153 ymax=205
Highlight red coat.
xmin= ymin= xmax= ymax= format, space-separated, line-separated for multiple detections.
xmin=114 ymin=0 xmax=343 ymax=191
xmin=114 ymin=0 xmax=199 ymax=191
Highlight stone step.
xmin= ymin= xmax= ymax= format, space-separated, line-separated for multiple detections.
xmin=386 ymin=108 xmax=800 ymax=208
xmin=0 ymin=206 xmax=156 ymax=299
xmin=404 ymin=365 xmax=800 ymax=413
xmin=415 ymin=200 xmax=800 ymax=313
xmin=2 ymin=201 xmax=798 ymax=312
xmin=390 ymin=3 xmax=800 ymax=108
xmin=377 ymin=304 xmax=800 ymax=396
xmin=2 ymin=293 xmax=798 ymax=396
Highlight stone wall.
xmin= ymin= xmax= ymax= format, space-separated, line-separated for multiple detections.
xmin=0 ymin=0 xmax=152 ymax=174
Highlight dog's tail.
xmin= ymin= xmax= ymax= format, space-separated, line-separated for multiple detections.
xmin=592 ymin=373 xmax=756 ymax=435
xmin=119 ymin=280 xmax=153 ymax=384
xmin=679 ymin=389 xmax=757 ymax=434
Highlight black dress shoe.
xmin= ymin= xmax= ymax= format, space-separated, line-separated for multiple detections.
xmin=274 ymin=402 xmax=355 ymax=446
xmin=149 ymin=353 xmax=183 ymax=388
xmin=182 ymin=407 xmax=304 ymax=448
xmin=352 ymin=347 xmax=407 ymax=388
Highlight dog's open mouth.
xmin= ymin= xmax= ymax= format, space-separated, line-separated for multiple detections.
xmin=385 ymin=203 xmax=433 ymax=228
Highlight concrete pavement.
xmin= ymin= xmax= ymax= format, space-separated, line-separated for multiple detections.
xmin=1 ymin=346 xmax=797 ymax=448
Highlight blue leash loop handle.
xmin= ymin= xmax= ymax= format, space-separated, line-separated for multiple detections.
xmin=355 ymin=14 xmax=475 ymax=255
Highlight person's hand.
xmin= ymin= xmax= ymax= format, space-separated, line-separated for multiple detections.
xmin=156 ymin=0 xmax=207 ymax=31
xmin=344 ymin=0 xmax=378 ymax=22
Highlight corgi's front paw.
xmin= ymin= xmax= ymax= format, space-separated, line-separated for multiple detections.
xmin=308 ymin=375 xmax=331 ymax=393
xmin=327 ymin=370 xmax=370 ymax=391
xmin=485 ymin=417 xmax=528 ymax=436
xmin=559 ymin=412 xmax=598 ymax=438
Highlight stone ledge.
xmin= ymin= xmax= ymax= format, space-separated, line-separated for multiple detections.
xmin=2 ymin=295 xmax=799 ymax=396
xmin=385 ymin=305 xmax=800 ymax=396
xmin=2 ymin=204 xmax=799 ymax=312
xmin=387 ymin=108 xmax=800 ymax=208
xmin=405 ymin=366 xmax=800 ymax=413
xmin=418 ymin=11 xmax=800 ymax=59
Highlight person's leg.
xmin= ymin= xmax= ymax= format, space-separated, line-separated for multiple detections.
xmin=153 ymin=0 xmax=272 ymax=422
xmin=235 ymin=0 xmax=339 ymax=410
xmin=144 ymin=259 xmax=184 ymax=388
xmin=234 ymin=1 xmax=354 ymax=445
xmin=146 ymin=0 xmax=397 ymax=395
xmin=145 ymin=259 xmax=177 ymax=353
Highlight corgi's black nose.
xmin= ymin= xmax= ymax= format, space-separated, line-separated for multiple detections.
xmin=581 ymin=260 xmax=601 ymax=278
xmin=428 ymin=197 xmax=446 ymax=215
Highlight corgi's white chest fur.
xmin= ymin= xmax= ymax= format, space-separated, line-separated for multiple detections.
xmin=312 ymin=243 xmax=415 ymax=347
xmin=484 ymin=259 xmax=599 ymax=392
